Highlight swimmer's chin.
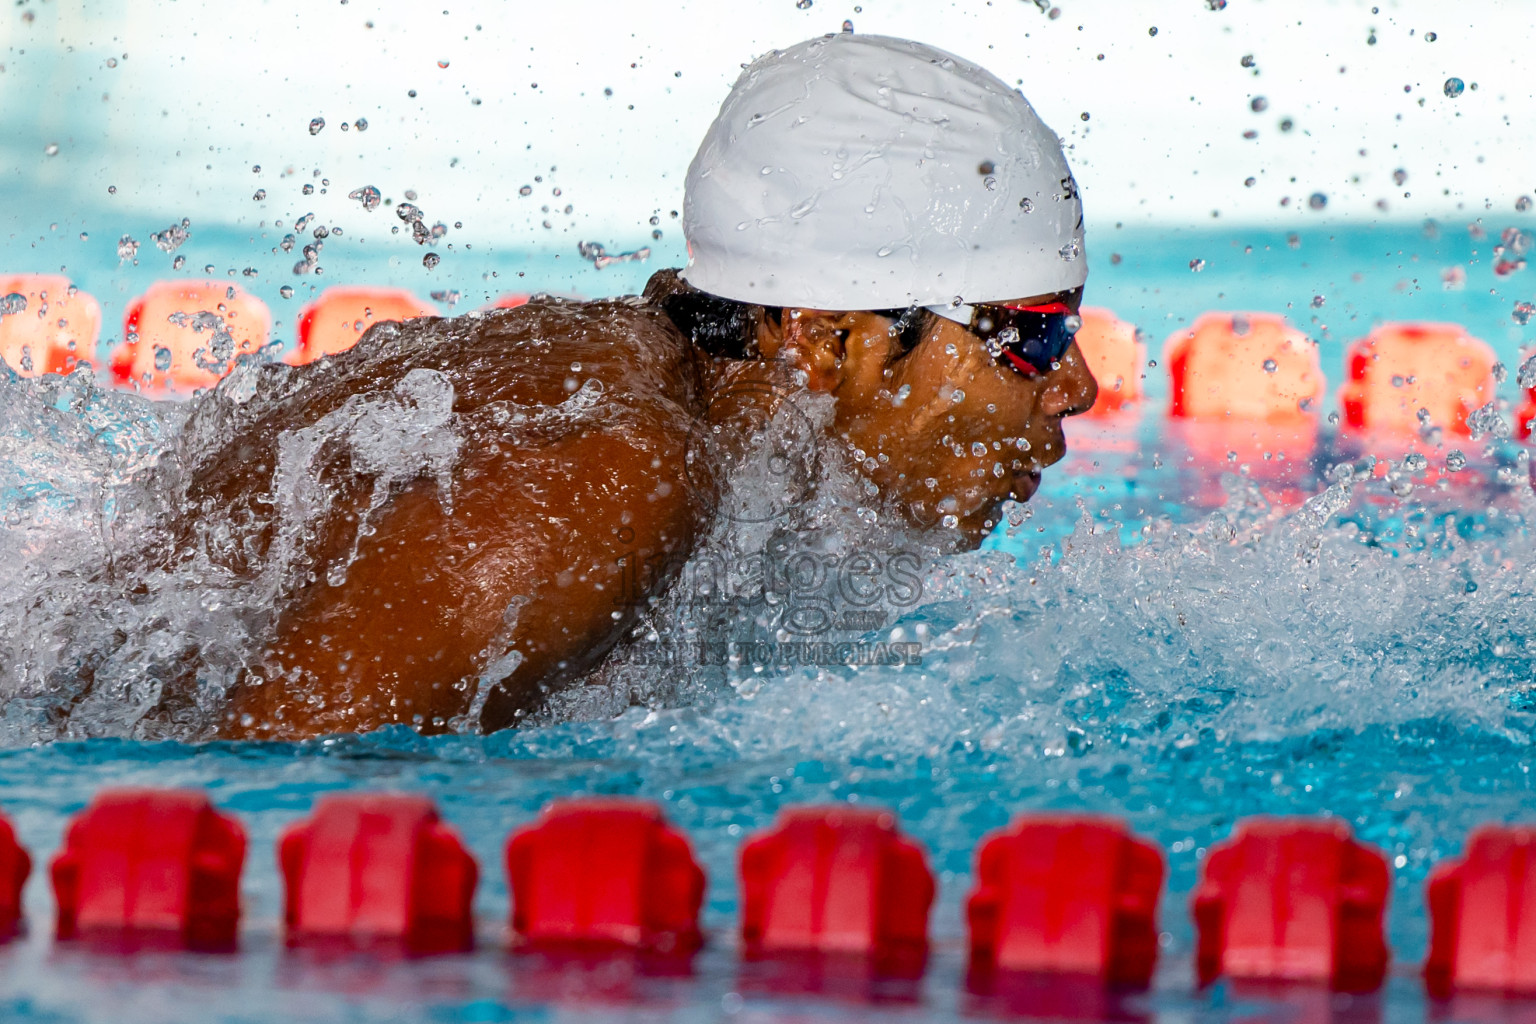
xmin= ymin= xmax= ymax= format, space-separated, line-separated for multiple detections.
xmin=1009 ymin=469 xmax=1043 ymax=504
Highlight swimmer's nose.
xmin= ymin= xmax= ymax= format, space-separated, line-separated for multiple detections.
xmin=1036 ymin=341 xmax=1099 ymax=418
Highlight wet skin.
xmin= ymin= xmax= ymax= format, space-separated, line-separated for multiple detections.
xmin=181 ymin=281 xmax=1094 ymax=739
xmin=748 ymin=291 xmax=1098 ymax=544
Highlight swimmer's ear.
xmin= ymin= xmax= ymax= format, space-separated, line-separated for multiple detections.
xmin=830 ymin=311 xmax=900 ymax=404
xmin=786 ymin=307 xmax=897 ymax=396
xmin=775 ymin=308 xmax=846 ymax=392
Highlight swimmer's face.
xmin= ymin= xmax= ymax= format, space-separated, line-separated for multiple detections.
xmin=756 ymin=292 xmax=1098 ymax=544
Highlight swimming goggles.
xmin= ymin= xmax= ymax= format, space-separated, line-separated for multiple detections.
xmin=926 ymin=300 xmax=1076 ymax=377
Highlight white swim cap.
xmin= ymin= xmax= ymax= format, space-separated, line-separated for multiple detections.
xmin=680 ymin=33 xmax=1086 ymax=311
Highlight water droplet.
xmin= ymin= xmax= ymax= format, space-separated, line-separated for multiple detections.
xmin=1262 ymin=358 xmax=1278 ymax=373
xmin=1311 ymin=295 xmax=1326 ymax=308
xmin=842 ymin=19 xmax=853 ymax=31
xmin=106 ymin=57 xmax=117 ymax=68
xmin=43 ymin=143 xmax=59 ymax=157
xmin=437 ymin=59 xmax=450 ymax=69
xmin=1308 ymin=192 xmax=1328 ymax=210
xmin=348 ymin=185 xmax=382 ymax=211
xmin=796 ymin=0 xmax=811 ymax=8
xmin=423 ymin=253 xmax=441 ymax=269
xmin=1019 ymin=197 xmax=1034 ymax=213
xmin=971 ymin=442 xmax=988 ymax=458
xmin=172 ymin=255 xmax=185 ymax=270
xmin=152 ymin=218 xmax=191 ymax=253
xmin=1063 ymin=314 xmax=1082 ymax=334
xmin=1240 ymin=54 xmax=1255 ymax=68
xmin=1250 ymin=96 xmax=1268 ymax=112
xmin=983 ymin=175 xmax=998 ymax=190
xmin=1279 ymin=118 xmax=1295 ymax=132
xmin=1244 ymin=177 xmax=1256 ymax=187
xmin=1058 ymin=240 xmax=1080 ymax=262
xmin=1425 ymin=31 xmax=1438 ymax=42
xmin=1512 ymin=301 xmax=1535 ymax=325
xmin=0 ymin=293 xmax=27 ymax=317
xmin=875 ymin=245 xmax=896 ymax=258
xmin=153 ymin=346 xmax=173 ymax=372
xmin=1206 ymin=0 xmax=1227 ymax=8
xmin=1444 ymin=77 xmax=1465 ymax=98
xmin=1148 ymin=26 xmax=1158 ymax=36
xmin=309 ymin=117 xmax=325 ymax=135
xmin=1079 ymin=112 xmax=1090 ymax=122
xmin=1393 ymin=169 xmax=1408 ymax=187
xmin=253 ymin=189 xmax=267 ymax=201
xmin=1446 ymin=449 xmax=1467 ymax=472
xmin=279 ymin=285 xmax=294 ymax=299
xmin=1518 ymin=195 xmax=1533 ymax=212
xmin=941 ymin=514 xmax=959 ymax=529
xmin=116 ymin=235 xmax=139 ymax=262
xmin=1189 ymin=258 xmax=1206 ymax=272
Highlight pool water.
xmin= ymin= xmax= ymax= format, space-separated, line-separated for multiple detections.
xmin=3 ymin=219 xmax=1536 ymax=1021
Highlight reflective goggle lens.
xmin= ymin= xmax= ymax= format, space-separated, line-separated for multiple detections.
xmin=971 ymin=302 xmax=1075 ymax=376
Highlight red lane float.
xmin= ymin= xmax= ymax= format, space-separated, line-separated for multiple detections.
xmin=1338 ymin=322 xmax=1497 ymax=439
xmin=1074 ymin=307 xmax=1145 ymax=417
xmin=289 ymin=287 xmax=434 ymax=366
xmin=489 ymin=293 xmax=531 ymax=309
xmin=0 ymin=274 xmax=101 ymax=377
xmin=739 ymin=806 xmax=933 ymax=970
xmin=1518 ymin=350 xmax=1536 ymax=439
xmin=0 ymin=810 xmax=30 ymax=938
xmin=1425 ymin=825 xmax=1536 ymax=996
xmin=505 ymin=798 xmax=705 ymax=953
xmin=279 ymin=794 xmax=478 ymax=953
xmin=966 ymin=814 xmax=1163 ymax=988
xmin=51 ymin=789 xmax=246 ymax=950
xmin=1192 ymin=818 xmax=1390 ymax=992
xmin=111 ymin=281 xmax=272 ymax=394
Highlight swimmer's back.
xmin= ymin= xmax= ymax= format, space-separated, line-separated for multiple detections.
xmin=158 ymin=297 xmax=704 ymax=737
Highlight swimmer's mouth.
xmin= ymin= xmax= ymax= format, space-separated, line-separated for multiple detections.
xmin=1010 ymin=470 xmax=1042 ymax=503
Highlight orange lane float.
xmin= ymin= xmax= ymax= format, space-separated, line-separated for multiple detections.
xmin=110 ymin=281 xmax=272 ymax=395
xmin=1075 ymin=307 xmax=1145 ymax=417
xmin=289 ymin=286 xmax=435 ymax=366
xmin=1059 ymin=306 xmax=1146 ymax=477
xmin=0 ymin=274 xmax=102 ymax=377
xmin=1338 ymin=322 xmax=1497 ymax=444
xmin=1163 ymin=312 xmax=1325 ymax=505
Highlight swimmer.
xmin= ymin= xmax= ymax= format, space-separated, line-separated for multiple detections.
xmin=179 ymin=34 xmax=1096 ymax=739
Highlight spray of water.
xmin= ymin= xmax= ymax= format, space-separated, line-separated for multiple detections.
xmin=0 ymin=333 xmax=1532 ymax=759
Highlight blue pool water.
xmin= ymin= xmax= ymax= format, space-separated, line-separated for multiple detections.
xmin=4 ymin=218 xmax=1536 ymax=1021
